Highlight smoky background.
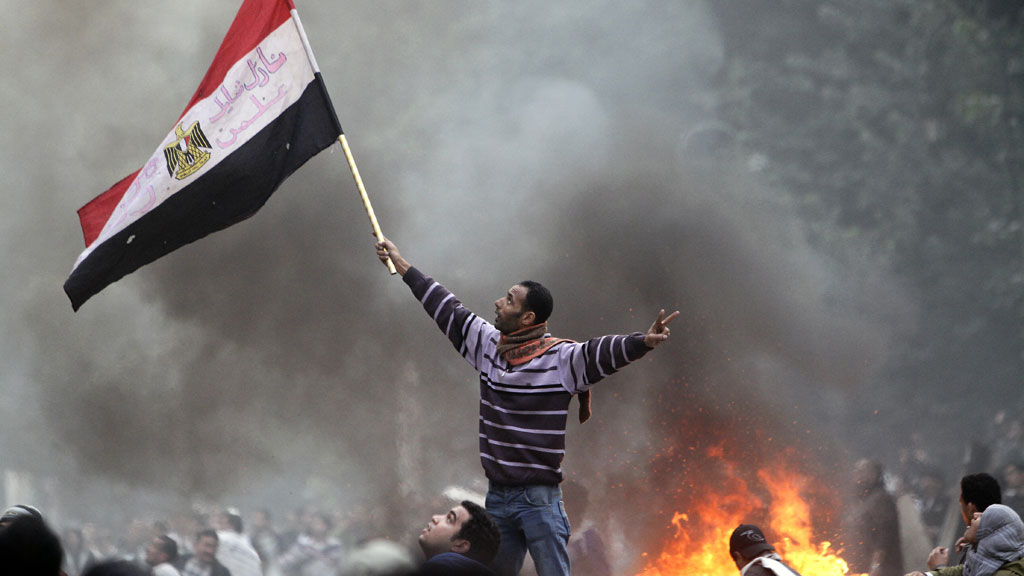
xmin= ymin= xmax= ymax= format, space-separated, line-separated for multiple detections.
xmin=0 ymin=0 xmax=1011 ymax=571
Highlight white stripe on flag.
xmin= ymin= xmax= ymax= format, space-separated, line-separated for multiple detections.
xmin=76 ymin=19 xmax=315 ymax=267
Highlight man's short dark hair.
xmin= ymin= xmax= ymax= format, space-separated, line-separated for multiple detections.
xmin=961 ymin=472 xmax=1002 ymax=511
xmin=454 ymin=500 xmax=500 ymax=564
xmin=223 ymin=510 xmax=243 ymax=533
xmin=196 ymin=528 xmax=219 ymax=542
xmin=156 ymin=534 xmax=179 ymax=563
xmin=519 ymin=280 xmax=553 ymax=324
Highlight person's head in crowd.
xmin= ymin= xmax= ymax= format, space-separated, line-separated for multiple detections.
xmin=853 ymin=459 xmax=884 ymax=494
xmin=145 ymin=534 xmax=179 ymax=567
xmin=961 ymin=504 xmax=1024 ymax=576
xmin=250 ymin=508 xmax=272 ymax=532
xmin=82 ymin=559 xmax=151 ymax=576
xmin=285 ymin=506 xmax=306 ymax=531
xmin=729 ymin=524 xmax=776 ymax=570
xmin=0 ymin=503 xmax=43 ymax=528
xmin=0 ymin=514 xmax=64 ymax=575
xmin=215 ymin=508 xmax=244 ymax=534
xmin=193 ymin=528 xmax=219 ymax=566
xmin=418 ymin=500 xmax=500 ymax=565
xmin=961 ymin=472 xmax=1002 ymax=525
xmin=308 ymin=511 xmax=333 ymax=541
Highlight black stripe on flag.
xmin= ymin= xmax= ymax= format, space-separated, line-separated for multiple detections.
xmin=64 ymin=76 xmax=339 ymax=310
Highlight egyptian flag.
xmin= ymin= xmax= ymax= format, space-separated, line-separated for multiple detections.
xmin=64 ymin=0 xmax=342 ymax=310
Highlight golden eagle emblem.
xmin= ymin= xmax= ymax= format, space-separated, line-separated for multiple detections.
xmin=164 ymin=121 xmax=212 ymax=180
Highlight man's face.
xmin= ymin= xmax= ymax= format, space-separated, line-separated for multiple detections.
xmin=418 ymin=505 xmax=470 ymax=559
xmin=494 ymin=285 xmax=530 ymax=335
xmin=853 ymin=459 xmax=878 ymax=492
xmin=194 ymin=535 xmax=218 ymax=565
xmin=145 ymin=537 xmax=167 ymax=567
xmin=960 ymin=495 xmax=978 ymax=525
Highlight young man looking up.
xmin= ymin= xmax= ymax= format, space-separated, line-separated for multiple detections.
xmin=418 ymin=500 xmax=500 ymax=576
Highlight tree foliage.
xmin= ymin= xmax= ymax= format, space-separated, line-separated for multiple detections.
xmin=709 ymin=0 xmax=1024 ymax=428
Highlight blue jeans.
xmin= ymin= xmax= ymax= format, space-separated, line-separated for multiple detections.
xmin=486 ymin=483 xmax=571 ymax=576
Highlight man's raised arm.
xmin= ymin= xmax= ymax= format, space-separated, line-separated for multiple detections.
xmin=373 ymin=237 xmax=496 ymax=370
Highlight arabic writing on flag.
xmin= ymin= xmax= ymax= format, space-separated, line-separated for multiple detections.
xmin=64 ymin=0 xmax=342 ymax=311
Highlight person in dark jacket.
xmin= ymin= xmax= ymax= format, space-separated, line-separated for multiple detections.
xmin=844 ymin=459 xmax=904 ymax=576
xmin=175 ymin=529 xmax=231 ymax=576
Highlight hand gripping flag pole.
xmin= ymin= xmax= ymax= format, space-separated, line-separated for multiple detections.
xmin=291 ymin=8 xmax=396 ymax=275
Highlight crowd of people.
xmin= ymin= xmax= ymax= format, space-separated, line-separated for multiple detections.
xmin=0 ymin=468 xmax=632 ymax=576
xmin=0 ymin=421 xmax=1018 ymax=576
xmin=0 ymin=497 xmax=507 ymax=576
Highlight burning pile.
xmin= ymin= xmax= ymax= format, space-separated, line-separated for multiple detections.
xmin=637 ymin=444 xmax=861 ymax=576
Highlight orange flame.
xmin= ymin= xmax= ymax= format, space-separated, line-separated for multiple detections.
xmin=637 ymin=449 xmax=861 ymax=576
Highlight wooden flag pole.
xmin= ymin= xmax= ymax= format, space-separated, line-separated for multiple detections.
xmin=289 ymin=9 xmax=393 ymax=274
xmin=292 ymin=9 xmax=395 ymax=272
xmin=338 ymin=134 xmax=395 ymax=274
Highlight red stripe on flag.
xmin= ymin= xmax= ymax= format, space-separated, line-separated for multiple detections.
xmin=66 ymin=0 xmax=341 ymax=311
xmin=77 ymin=0 xmax=296 ymax=248
xmin=77 ymin=170 xmax=139 ymax=247
xmin=66 ymin=77 xmax=340 ymax=311
xmin=178 ymin=0 xmax=295 ymax=122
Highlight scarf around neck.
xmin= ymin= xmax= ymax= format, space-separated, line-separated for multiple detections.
xmin=496 ymin=323 xmax=591 ymax=423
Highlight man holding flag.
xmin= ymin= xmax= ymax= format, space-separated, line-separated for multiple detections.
xmin=375 ymin=238 xmax=678 ymax=576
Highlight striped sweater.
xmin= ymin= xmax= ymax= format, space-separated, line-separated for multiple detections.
xmin=404 ymin=267 xmax=651 ymax=486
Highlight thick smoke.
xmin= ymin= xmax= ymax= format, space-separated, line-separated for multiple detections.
xmin=3 ymin=0 xmax=911 ymax=567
